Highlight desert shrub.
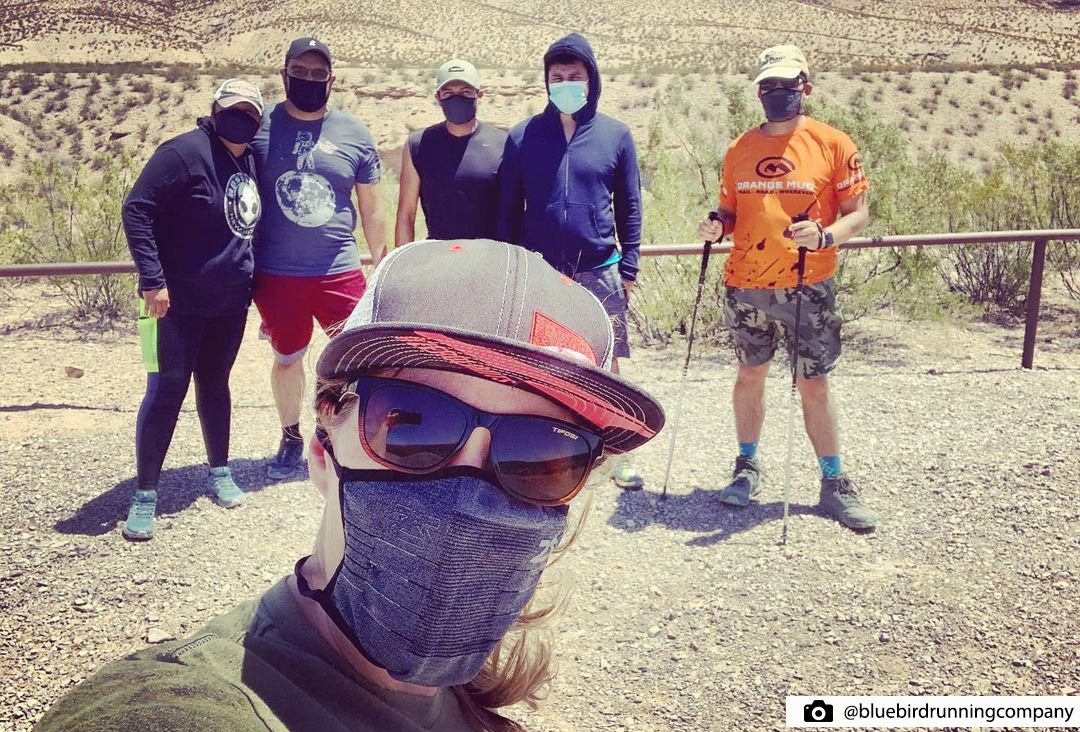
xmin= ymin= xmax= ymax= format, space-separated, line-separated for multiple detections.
xmin=3 ymin=155 xmax=137 ymax=319
xmin=13 ymin=72 xmax=36 ymax=94
xmin=163 ymin=64 xmax=195 ymax=84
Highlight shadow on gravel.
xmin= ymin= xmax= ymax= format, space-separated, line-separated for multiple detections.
xmin=609 ymin=488 xmax=820 ymax=546
xmin=53 ymin=457 xmax=304 ymax=536
xmin=0 ymin=402 xmax=126 ymax=413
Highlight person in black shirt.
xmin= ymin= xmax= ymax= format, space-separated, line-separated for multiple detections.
xmin=395 ymin=59 xmax=507 ymax=245
xmin=120 ymin=79 xmax=264 ymax=540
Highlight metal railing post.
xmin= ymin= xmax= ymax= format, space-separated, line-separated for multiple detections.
xmin=1021 ymin=238 xmax=1048 ymax=370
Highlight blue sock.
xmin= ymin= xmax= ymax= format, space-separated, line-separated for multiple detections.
xmin=738 ymin=442 xmax=758 ymax=459
xmin=819 ymin=455 xmax=842 ymax=479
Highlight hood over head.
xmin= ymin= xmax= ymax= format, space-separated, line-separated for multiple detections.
xmin=543 ymin=33 xmax=601 ymax=123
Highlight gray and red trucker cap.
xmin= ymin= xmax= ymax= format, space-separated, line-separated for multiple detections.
xmin=316 ymin=239 xmax=665 ymax=454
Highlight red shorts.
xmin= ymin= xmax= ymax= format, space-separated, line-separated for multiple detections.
xmin=253 ymin=270 xmax=366 ymax=362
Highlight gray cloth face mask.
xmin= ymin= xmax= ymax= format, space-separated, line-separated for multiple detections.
xmin=295 ymin=467 xmax=568 ymax=686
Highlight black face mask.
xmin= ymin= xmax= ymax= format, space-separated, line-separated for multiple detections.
xmin=287 ymin=76 xmax=330 ymax=113
xmin=213 ymin=108 xmax=260 ymax=144
xmin=761 ymin=88 xmax=803 ymax=122
xmin=439 ymin=95 xmax=478 ymax=125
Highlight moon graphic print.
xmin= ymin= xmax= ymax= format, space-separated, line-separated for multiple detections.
xmin=224 ymin=172 xmax=261 ymax=239
xmin=275 ymin=130 xmax=336 ymax=228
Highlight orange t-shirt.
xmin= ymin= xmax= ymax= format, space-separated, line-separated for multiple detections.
xmin=718 ymin=117 xmax=869 ymax=289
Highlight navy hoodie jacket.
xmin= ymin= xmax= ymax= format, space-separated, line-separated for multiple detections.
xmin=122 ymin=118 xmax=259 ymax=316
xmin=497 ymin=34 xmax=643 ymax=281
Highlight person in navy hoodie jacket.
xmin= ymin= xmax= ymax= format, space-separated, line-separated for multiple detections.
xmin=498 ymin=32 xmax=647 ymax=491
xmin=121 ymin=79 xmax=264 ymax=541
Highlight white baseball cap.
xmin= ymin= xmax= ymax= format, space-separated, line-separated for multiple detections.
xmin=435 ymin=59 xmax=481 ymax=93
xmin=212 ymin=78 xmax=264 ymax=116
xmin=753 ymin=45 xmax=810 ymax=84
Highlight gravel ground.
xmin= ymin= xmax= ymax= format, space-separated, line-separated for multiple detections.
xmin=1 ymin=284 xmax=1077 ymax=732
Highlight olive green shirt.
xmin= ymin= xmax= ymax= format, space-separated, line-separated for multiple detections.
xmin=35 ymin=578 xmax=473 ymax=732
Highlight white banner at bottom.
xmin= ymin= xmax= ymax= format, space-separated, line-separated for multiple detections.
xmin=785 ymin=696 xmax=1079 ymax=727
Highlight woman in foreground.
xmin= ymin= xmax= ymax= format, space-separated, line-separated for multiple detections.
xmin=35 ymin=239 xmax=665 ymax=732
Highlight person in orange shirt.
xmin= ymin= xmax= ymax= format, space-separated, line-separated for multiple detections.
xmin=698 ymin=45 xmax=877 ymax=531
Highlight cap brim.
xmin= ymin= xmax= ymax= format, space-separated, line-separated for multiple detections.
xmin=436 ymin=77 xmax=479 ymax=92
xmin=216 ymin=97 xmax=262 ymax=114
xmin=753 ymin=65 xmax=805 ymax=84
xmin=317 ymin=323 xmax=665 ymax=454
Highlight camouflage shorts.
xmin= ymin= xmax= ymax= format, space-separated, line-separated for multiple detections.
xmin=723 ymin=279 xmax=842 ymax=378
xmin=574 ymin=263 xmax=630 ymax=359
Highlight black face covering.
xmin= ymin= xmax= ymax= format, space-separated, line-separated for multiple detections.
xmin=213 ymin=108 xmax=260 ymax=144
xmin=287 ymin=76 xmax=330 ymax=113
xmin=439 ymin=95 xmax=478 ymax=125
xmin=761 ymin=88 xmax=803 ymax=122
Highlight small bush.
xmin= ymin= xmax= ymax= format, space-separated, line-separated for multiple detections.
xmin=2 ymin=155 xmax=137 ymax=319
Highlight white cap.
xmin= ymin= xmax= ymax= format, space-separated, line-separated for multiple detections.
xmin=753 ymin=45 xmax=810 ymax=84
xmin=435 ymin=59 xmax=481 ymax=93
xmin=212 ymin=78 xmax=264 ymax=116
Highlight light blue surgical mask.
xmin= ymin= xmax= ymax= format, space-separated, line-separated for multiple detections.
xmin=549 ymin=80 xmax=588 ymax=115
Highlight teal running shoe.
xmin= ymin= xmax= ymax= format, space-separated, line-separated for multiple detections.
xmin=209 ymin=466 xmax=245 ymax=508
xmin=122 ymin=490 xmax=157 ymax=541
xmin=612 ymin=463 xmax=645 ymax=491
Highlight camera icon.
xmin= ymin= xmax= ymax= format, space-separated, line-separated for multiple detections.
xmin=803 ymin=699 xmax=834 ymax=723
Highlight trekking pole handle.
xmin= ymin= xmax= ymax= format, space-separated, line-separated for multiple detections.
xmin=683 ymin=211 xmax=720 ymax=369
xmin=701 ymin=210 xmax=720 ymax=261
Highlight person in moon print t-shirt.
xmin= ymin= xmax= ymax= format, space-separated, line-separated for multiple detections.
xmin=249 ymin=37 xmax=388 ymax=484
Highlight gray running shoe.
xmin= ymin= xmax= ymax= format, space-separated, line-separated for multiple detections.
xmin=268 ymin=435 xmax=304 ymax=480
xmin=719 ymin=455 xmax=763 ymax=506
xmin=819 ymin=474 xmax=878 ymax=530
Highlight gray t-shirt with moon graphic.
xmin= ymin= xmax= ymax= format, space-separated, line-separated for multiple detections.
xmin=251 ymin=104 xmax=382 ymax=276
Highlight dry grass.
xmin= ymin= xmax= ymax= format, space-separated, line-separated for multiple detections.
xmin=1 ymin=0 xmax=1079 ymax=71
xmin=1 ymin=64 xmax=1080 ymax=187
xmin=0 ymin=2 xmax=1079 ymax=185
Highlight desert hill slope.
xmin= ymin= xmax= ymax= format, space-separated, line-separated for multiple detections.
xmin=2 ymin=0 xmax=1079 ymax=70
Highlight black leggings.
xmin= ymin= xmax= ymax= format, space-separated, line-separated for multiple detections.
xmin=136 ymin=309 xmax=247 ymax=490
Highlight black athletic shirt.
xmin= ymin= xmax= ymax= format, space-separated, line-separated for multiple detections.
xmin=407 ymin=121 xmax=506 ymax=240
xmin=123 ymin=117 xmax=260 ymax=316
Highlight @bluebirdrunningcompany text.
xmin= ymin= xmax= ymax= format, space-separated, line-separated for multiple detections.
xmin=785 ymin=695 xmax=1079 ymax=727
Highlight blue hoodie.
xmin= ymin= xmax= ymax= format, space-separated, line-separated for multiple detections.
xmin=497 ymin=33 xmax=643 ymax=281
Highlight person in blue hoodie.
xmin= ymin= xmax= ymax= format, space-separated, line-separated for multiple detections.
xmin=498 ymin=33 xmax=646 ymax=491
xmin=121 ymin=79 xmax=264 ymax=540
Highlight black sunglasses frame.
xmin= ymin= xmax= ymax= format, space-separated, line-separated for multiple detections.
xmin=757 ymin=76 xmax=806 ymax=93
xmin=315 ymin=376 xmax=605 ymax=506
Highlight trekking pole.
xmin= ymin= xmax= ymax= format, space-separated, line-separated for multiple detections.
xmin=661 ymin=211 xmax=720 ymax=499
xmin=781 ymin=212 xmax=810 ymax=545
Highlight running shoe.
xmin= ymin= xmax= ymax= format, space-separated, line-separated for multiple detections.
xmin=122 ymin=490 xmax=157 ymax=541
xmin=719 ymin=455 xmax=763 ymax=506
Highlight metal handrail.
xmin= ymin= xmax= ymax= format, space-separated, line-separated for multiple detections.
xmin=2 ymin=228 xmax=1078 ymax=370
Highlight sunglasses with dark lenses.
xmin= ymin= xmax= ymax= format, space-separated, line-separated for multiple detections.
xmin=316 ymin=376 xmax=605 ymax=506
xmin=758 ymin=77 xmax=805 ymax=93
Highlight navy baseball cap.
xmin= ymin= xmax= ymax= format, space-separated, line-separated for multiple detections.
xmin=286 ymin=37 xmax=332 ymax=68
xmin=316 ymin=239 xmax=665 ymax=454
